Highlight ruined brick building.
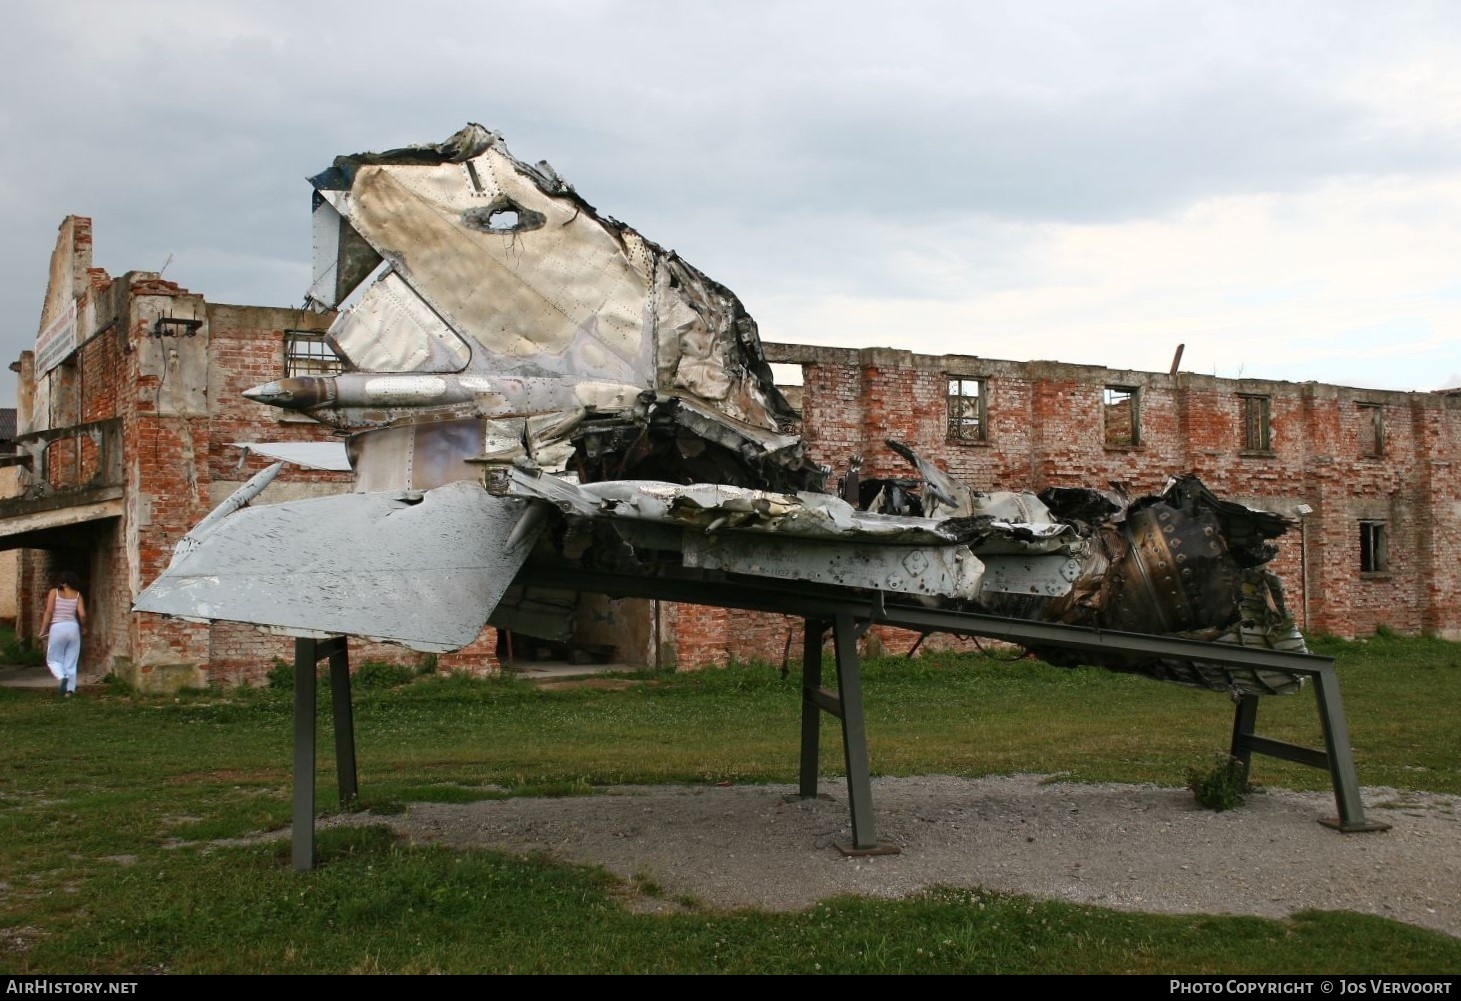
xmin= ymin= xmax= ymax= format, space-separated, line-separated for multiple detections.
xmin=730 ymin=339 xmax=1461 ymax=660
xmin=647 ymin=343 xmax=1461 ymax=668
xmin=6 ymin=217 xmax=1458 ymax=689
xmin=2 ymin=217 xmax=496 ymax=688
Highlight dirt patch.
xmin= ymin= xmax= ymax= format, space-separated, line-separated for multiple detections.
xmin=329 ymin=774 xmax=1461 ymax=937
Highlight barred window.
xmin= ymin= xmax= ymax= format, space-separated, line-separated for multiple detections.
xmin=1239 ymin=394 xmax=1271 ymax=452
xmin=284 ymin=330 xmax=345 ymax=377
xmin=947 ymin=378 xmax=987 ymax=442
xmin=1103 ymin=385 xmax=1140 ymax=447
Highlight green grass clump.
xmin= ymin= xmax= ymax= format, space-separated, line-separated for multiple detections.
xmin=0 ymin=626 xmax=45 ymax=666
xmin=350 ymin=660 xmax=419 ymax=690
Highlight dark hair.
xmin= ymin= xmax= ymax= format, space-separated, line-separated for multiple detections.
xmin=58 ymin=571 xmax=81 ymax=591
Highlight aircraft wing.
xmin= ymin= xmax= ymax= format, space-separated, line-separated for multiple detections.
xmin=133 ymin=477 xmax=543 ymax=652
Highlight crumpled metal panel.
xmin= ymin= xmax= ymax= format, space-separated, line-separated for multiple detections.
xmin=885 ymin=441 xmax=1307 ymax=695
xmin=305 ymin=124 xmax=796 ymax=435
xmin=325 ymin=270 xmax=470 ymax=374
xmin=248 ymin=124 xmax=823 ymax=495
xmin=885 ymin=439 xmax=1056 ymax=523
xmin=494 ymin=465 xmax=1005 ymax=545
xmin=139 ymin=124 xmax=1314 ymax=695
xmin=133 ymin=481 xmax=542 ymax=651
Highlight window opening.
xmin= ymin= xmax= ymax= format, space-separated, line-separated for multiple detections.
xmin=1103 ymin=385 xmax=1140 ymax=447
xmin=1239 ymin=394 xmax=1271 ymax=452
xmin=1359 ymin=520 xmax=1388 ymax=574
xmin=947 ymin=378 xmax=987 ymax=442
xmin=1357 ymin=403 xmax=1384 ymax=458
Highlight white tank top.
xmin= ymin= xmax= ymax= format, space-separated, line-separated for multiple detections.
xmin=53 ymin=593 xmax=79 ymax=623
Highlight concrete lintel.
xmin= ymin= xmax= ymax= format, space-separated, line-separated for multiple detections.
xmin=0 ymin=493 xmax=123 ymax=541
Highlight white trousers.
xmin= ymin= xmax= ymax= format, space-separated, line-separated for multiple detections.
xmin=46 ymin=621 xmax=81 ymax=693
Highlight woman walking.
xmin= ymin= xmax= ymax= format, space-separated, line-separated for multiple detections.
xmin=40 ymin=571 xmax=86 ymax=697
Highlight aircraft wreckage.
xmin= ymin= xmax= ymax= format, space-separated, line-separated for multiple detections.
xmin=134 ymin=125 xmax=1383 ymax=860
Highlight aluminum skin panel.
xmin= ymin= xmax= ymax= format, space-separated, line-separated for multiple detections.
xmin=134 ymin=481 xmax=542 ymax=651
xmin=684 ymin=533 xmax=984 ymax=601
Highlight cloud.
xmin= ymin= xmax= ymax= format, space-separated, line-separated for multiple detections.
xmin=756 ymin=173 xmax=1461 ymax=391
xmin=1 ymin=0 xmax=1460 ymax=407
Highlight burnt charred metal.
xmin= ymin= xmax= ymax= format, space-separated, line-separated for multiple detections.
xmin=129 ymin=124 xmax=1385 ymax=865
xmin=140 ymin=119 xmax=1319 ymax=694
xmin=877 ymin=443 xmax=1307 ymax=695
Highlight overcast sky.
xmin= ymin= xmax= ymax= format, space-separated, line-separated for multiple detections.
xmin=2 ymin=1 xmax=1459 ymax=410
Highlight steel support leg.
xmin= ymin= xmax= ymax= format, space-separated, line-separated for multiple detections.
xmin=291 ymin=637 xmax=317 ymax=872
xmin=1312 ymin=666 xmax=1388 ymax=832
xmin=1229 ymin=694 xmax=1260 ymax=786
xmin=1229 ymin=672 xmax=1387 ymax=833
xmin=833 ymin=614 xmax=888 ymax=853
xmin=326 ymin=638 xmax=358 ymax=808
xmin=798 ymin=619 xmax=826 ymax=800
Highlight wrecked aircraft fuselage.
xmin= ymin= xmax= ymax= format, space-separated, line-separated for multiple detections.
xmin=135 ymin=124 xmax=1309 ymax=697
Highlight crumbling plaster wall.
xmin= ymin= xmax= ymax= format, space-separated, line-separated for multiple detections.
xmin=15 ymin=218 xmax=486 ymax=689
xmin=121 ymin=274 xmax=213 ymax=688
xmin=16 ymin=226 xmax=132 ymax=677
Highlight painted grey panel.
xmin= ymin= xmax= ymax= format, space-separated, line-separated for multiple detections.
xmin=308 ymin=193 xmax=381 ymax=309
xmin=684 ymin=533 xmax=984 ymax=600
xmin=978 ymin=554 xmax=1081 ymax=597
xmin=133 ymin=481 xmax=542 ymax=651
xmin=229 ymin=442 xmax=351 ymax=471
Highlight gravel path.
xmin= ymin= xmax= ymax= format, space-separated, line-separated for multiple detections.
xmin=342 ymin=775 xmax=1461 ymax=937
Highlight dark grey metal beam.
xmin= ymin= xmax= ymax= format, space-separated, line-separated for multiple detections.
xmin=798 ymin=620 xmax=826 ymax=801
xmin=293 ymin=634 xmax=366 ymax=871
xmin=1311 ymin=668 xmax=1390 ymax=832
xmin=1229 ymin=673 xmax=1387 ymax=831
xmin=1229 ymin=694 xmax=1261 ymax=783
xmin=516 ymin=562 xmax=1381 ymax=832
xmin=1240 ymin=734 xmax=1330 ymax=771
xmin=1227 ymin=689 xmax=1262 ymax=777
xmin=326 ymin=637 xmax=358 ymax=807
xmin=282 ymin=559 xmax=1382 ymax=879
xmin=516 ymin=564 xmax=1334 ymax=676
xmin=832 ymin=614 xmax=888 ymax=854
xmin=292 ymin=637 xmax=317 ymax=872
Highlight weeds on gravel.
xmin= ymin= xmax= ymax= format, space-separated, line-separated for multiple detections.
xmin=1186 ymin=754 xmax=1254 ymax=811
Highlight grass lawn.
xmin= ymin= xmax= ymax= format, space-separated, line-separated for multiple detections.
xmin=0 ymin=631 xmax=1457 ymax=974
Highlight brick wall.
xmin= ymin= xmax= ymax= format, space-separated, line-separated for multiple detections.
xmin=653 ymin=346 xmax=1461 ymax=664
xmin=13 ymin=222 xmax=496 ymax=688
xmin=659 ymin=604 xmax=803 ymax=670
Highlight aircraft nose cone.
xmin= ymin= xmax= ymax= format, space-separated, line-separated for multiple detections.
xmin=243 ymin=381 xmax=291 ymax=405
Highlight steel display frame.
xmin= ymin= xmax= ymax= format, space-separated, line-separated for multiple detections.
xmin=288 ymin=565 xmax=1387 ymax=870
